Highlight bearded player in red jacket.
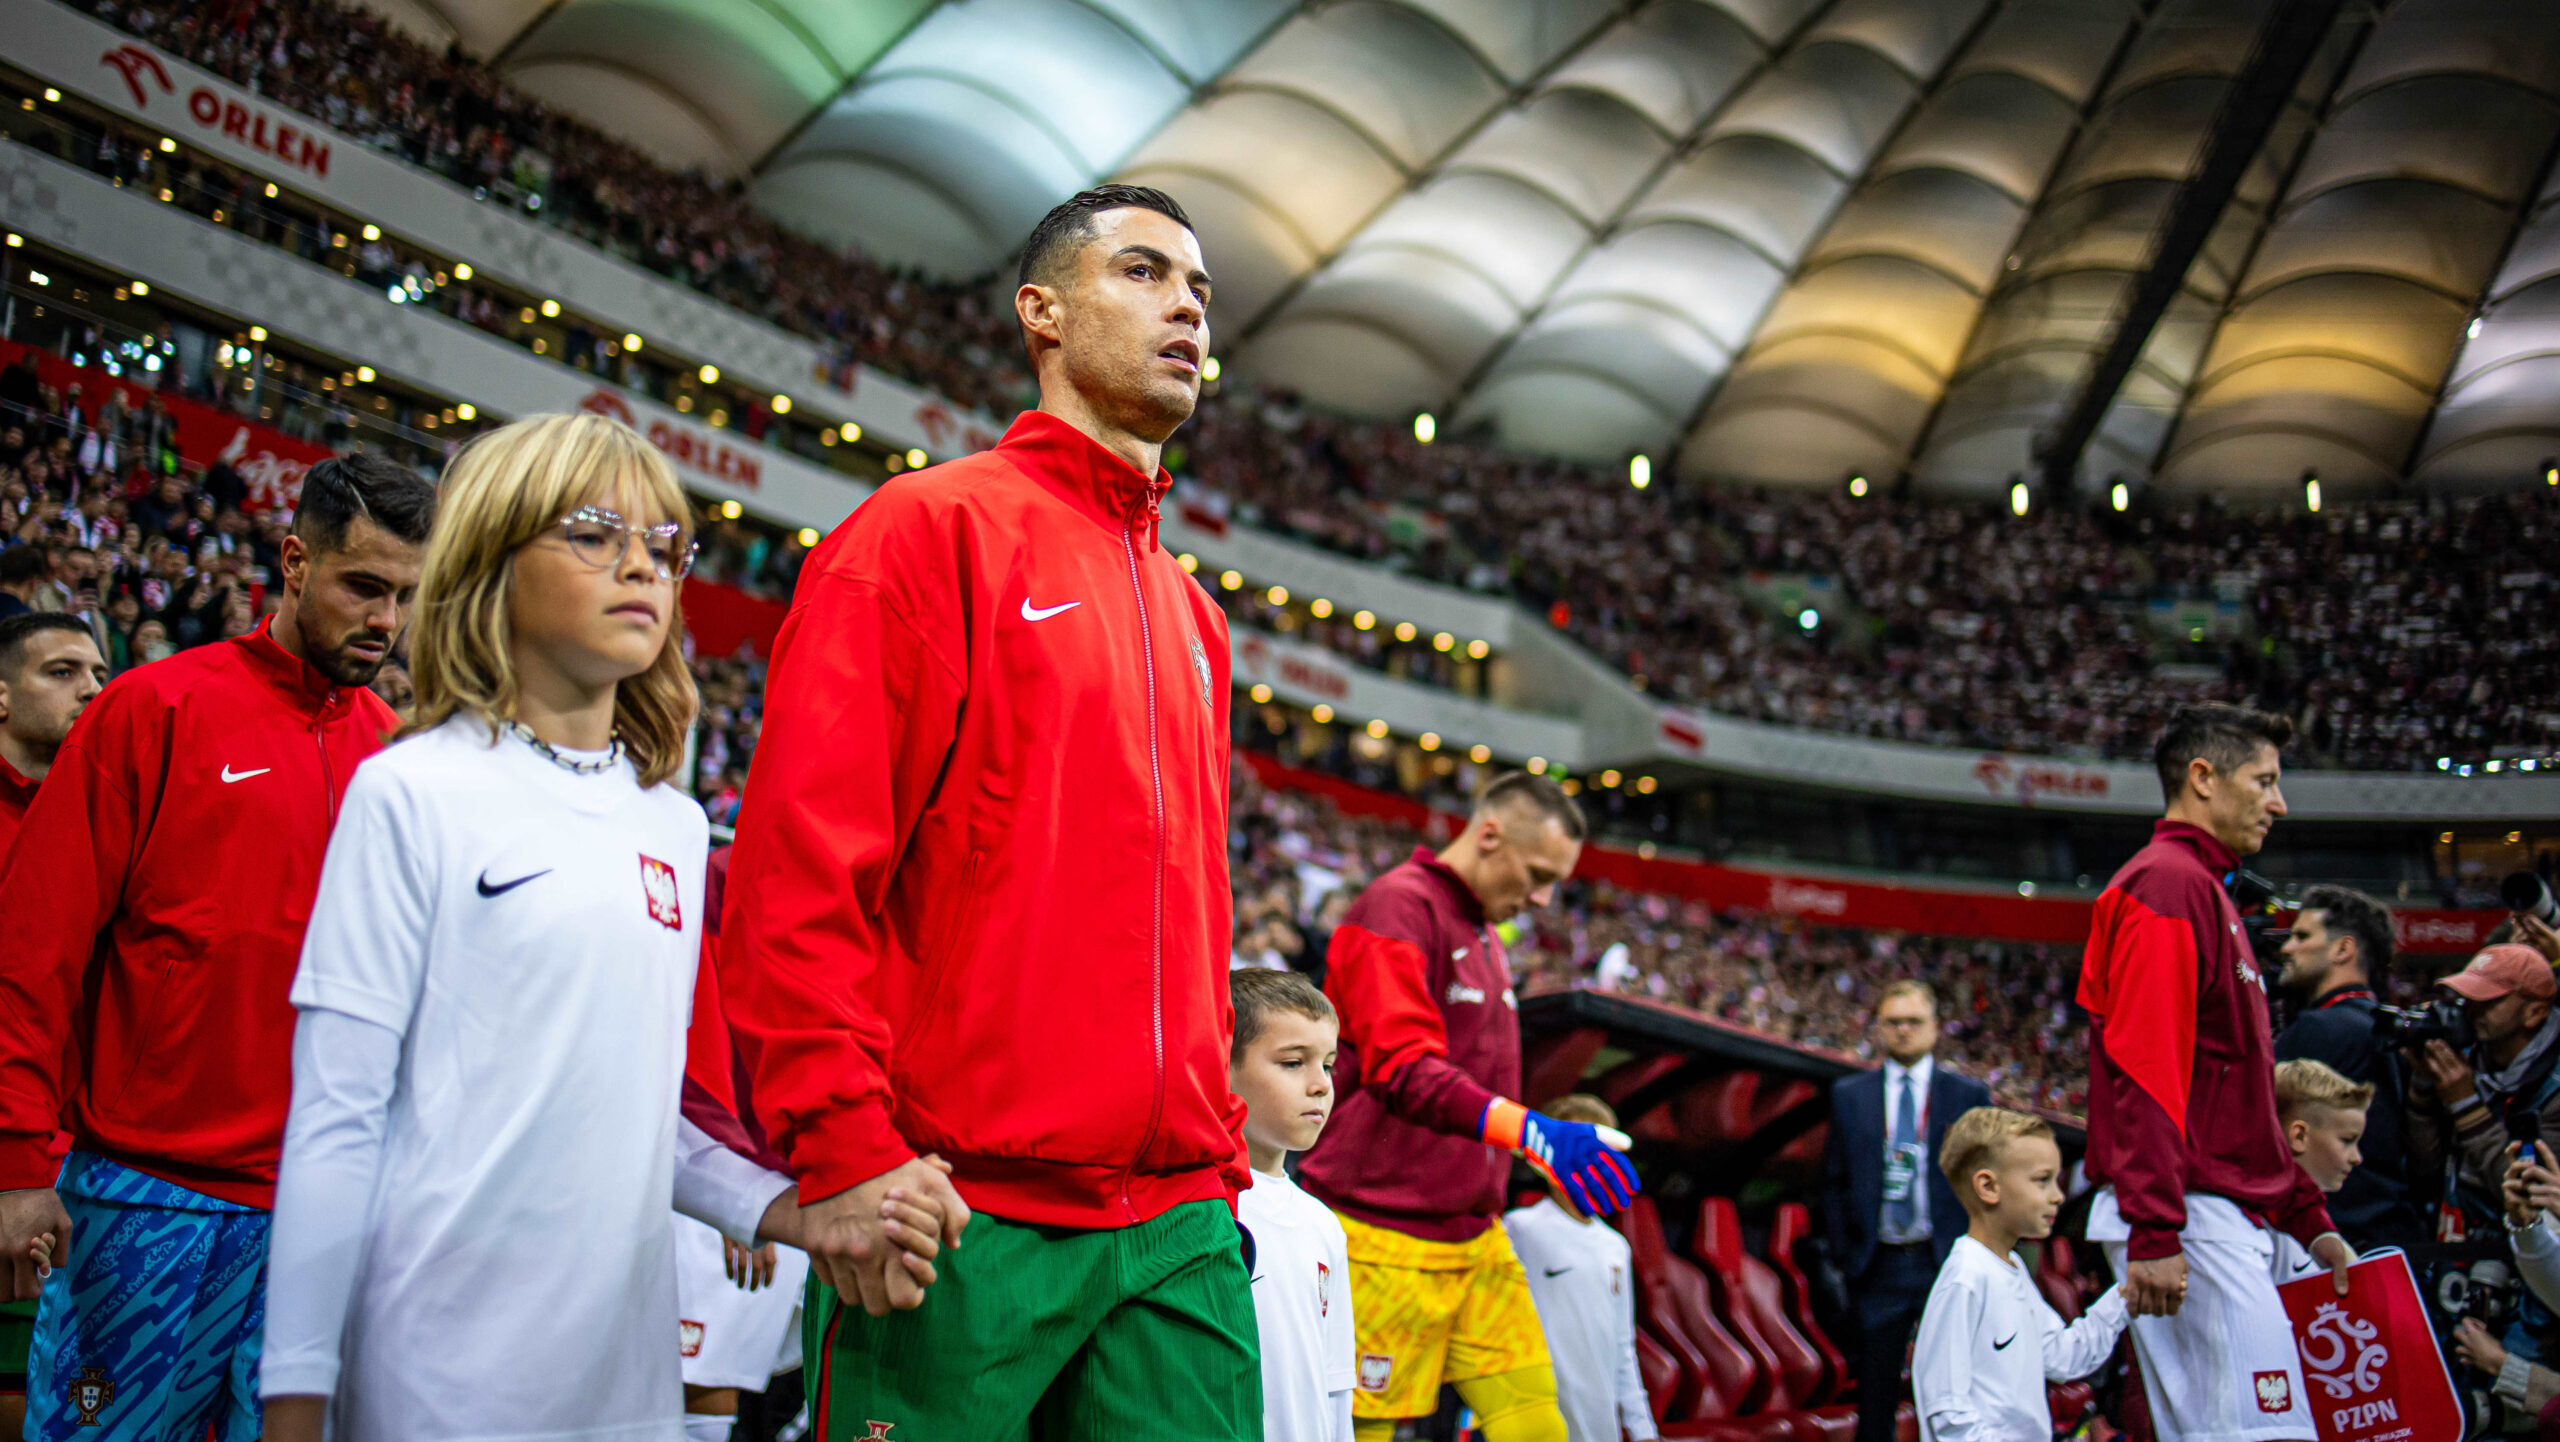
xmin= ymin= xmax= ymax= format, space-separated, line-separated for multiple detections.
xmin=2079 ymin=704 xmax=2353 ymax=1442
xmin=721 ymin=185 xmax=1257 ymax=1441
xmin=1298 ymin=773 xmax=1639 ymax=1442
xmin=0 ymin=456 xmax=431 ymax=1442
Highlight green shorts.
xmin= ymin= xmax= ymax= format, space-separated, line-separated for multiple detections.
xmin=0 ymin=1294 xmax=33 ymax=1389
xmin=807 ymin=1197 xmax=1259 ymax=1442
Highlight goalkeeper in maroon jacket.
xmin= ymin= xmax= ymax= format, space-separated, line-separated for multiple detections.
xmin=2078 ymin=704 xmax=2351 ymax=1442
xmin=1298 ymin=772 xmax=1636 ymax=1442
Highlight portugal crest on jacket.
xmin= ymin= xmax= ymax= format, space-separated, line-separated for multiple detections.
xmin=1189 ymin=637 xmax=1212 ymax=712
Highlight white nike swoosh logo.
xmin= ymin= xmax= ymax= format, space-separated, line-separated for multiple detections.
xmin=220 ymin=765 xmax=271 ymax=783
xmin=1021 ymin=599 xmax=1081 ymax=622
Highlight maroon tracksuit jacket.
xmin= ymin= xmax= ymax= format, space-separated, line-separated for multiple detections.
xmin=2077 ymin=819 xmax=2336 ymax=1260
xmin=1300 ymin=847 xmax=1518 ymax=1242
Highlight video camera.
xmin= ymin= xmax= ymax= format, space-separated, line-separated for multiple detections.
xmin=2227 ymin=868 xmax=2290 ymax=971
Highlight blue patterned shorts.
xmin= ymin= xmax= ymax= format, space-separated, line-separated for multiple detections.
xmin=25 ymin=1153 xmax=266 ymax=1442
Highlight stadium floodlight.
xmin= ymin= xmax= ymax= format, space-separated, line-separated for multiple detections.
xmin=1635 ymin=776 xmax=1658 ymax=794
xmin=250 ymin=326 xmax=266 ymax=342
xmin=1527 ymin=757 xmax=1547 ymax=774
xmin=719 ymin=500 xmax=743 ymax=520
xmin=1219 ymin=570 xmax=1242 ymax=591
xmin=25 ymin=271 xmax=46 ymax=287
xmin=1600 ymin=770 xmax=1621 ymax=788
xmin=1847 ymin=474 xmax=1867 ymax=498
xmin=1311 ymin=704 xmax=1334 ymax=724
xmin=453 ymin=262 xmax=473 ymax=280
xmin=1630 ymin=454 xmax=1651 ymax=489
xmin=1353 ymin=610 xmax=1375 ymax=631
xmin=1309 ymin=598 xmax=1332 ymax=618
xmin=698 ymin=363 xmax=719 ymax=384
xmin=1394 ymin=621 xmax=1417 ymax=642
xmin=906 ymin=448 xmax=928 ymax=469
xmin=1432 ymin=632 xmax=1453 ymax=651
xmin=456 ymin=403 xmax=475 ymax=420
xmin=796 ymin=528 xmax=819 ymax=547
xmin=356 ymin=366 xmax=375 ymax=383
xmin=2 ymin=233 xmax=18 ymax=247
xmin=1249 ymin=684 xmax=1272 ymax=704
xmin=1413 ymin=412 xmax=1436 ymax=444
xmin=1266 ymin=585 xmax=1288 ymax=606
xmin=2111 ymin=481 xmax=2130 ymax=512
xmin=362 ymin=224 xmax=381 ymax=241
xmin=540 ymin=299 xmax=561 ymax=318
xmin=1467 ymin=638 xmax=1490 ymax=659
xmin=1366 ymin=719 xmax=1389 ymax=739
xmin=1177 ymin=553 xmax=1198 ymax=573
xmin=2009 ymin=480 xmax=2030 ymax=516
xmin=839 ymin=421 xmax=860 ymax=443
xmin=770 ymin=395 xmax=791 ymax=415
xmin=1470 ymin=745 xmax=1492 ymax=764
xmin=1419 ymin=733 xmax=1440 ymax=751
xmin=2544 ymin=458 xmax=2557 ymax=486
xmin=1202 ymin=357 xmax=1220 ymax=382
xmin=2437 ymin=757 xmax=2451 ymax=770
xmin=623 ymin=333 xmax=644 ymax=352
xmin=2303 ymin=472 xmax=2321 ymax=513
xmin=1798 ymin=608 xmax=1819 ymax=631
xmin=130 ymin=281 xmax=148 ymax=296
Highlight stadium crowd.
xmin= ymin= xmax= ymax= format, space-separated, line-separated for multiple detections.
xmin=56 ymin=0 xmax=2560 ymax=773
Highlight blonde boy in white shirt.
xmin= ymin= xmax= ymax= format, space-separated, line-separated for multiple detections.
xmin=1232 ymin=968 xmax=1358 ymax=1442
xmin=1912 ymin=1108 xmax=2130 ymax=1442
xmin=2269 ymin=1059 xmax=2371 ymax=1285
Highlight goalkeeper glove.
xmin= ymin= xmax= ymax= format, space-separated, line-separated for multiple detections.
xmin=1481 ymin=1099 xmax=1640 ymax=1217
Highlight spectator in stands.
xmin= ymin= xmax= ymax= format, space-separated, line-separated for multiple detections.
xmin=0 ymin=548 xmax=46 ymax=620
xmin=2275 ymin=887 xmax=2422 ymax=1252
xmin=1821 ymin=980 xmax=1992 ymax=1442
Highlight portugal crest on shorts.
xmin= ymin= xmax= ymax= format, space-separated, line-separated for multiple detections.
xmin=640 ymin=854 xmax=682 ymax=930
xmin=68 ymin=1365 xmax=113 ymax=1425
xmin=2253 ymin=1369 xmax=2294 ymax=1414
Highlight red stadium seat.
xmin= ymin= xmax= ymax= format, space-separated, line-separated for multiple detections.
xmin=1618 ymin=1195 xmax=1766 ymax=1426
xmin=1765 ymin=1204 xmax=1847 ymax=1405
xmin=1693 ymin=1199 xmax=1861 ymax=1441
xmin=1637 ymin=1329 xmax=1682 ymax=1421
xmin=2035 ymin=1234 xmax=2085 ymax=1321
xmin=1691 ymin=1198 xmax=1803 ymax=1411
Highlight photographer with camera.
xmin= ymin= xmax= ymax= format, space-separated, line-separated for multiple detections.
xmin=2407 ymin=945 xmax=2560 ymax=1221
xmin=2276 ymin=886 xmax=2424 ymax=1252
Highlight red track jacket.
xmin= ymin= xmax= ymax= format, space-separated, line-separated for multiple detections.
xmin=0 ymin=621 xmax=393 ymax=1206
xmin=2078 ymin=819 xmax=2335 ymax=1260
xmin=722 ymin=411 xmax=1246 ymax=1229
xmin=1299 ymin=848 xmax=1519 ymax=1242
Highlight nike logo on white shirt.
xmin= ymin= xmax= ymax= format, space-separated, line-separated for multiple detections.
xmin=220 ymin=764 xmax=271 ymax=783
xmin=1020 ymin=599 xmax=1081 ymax=622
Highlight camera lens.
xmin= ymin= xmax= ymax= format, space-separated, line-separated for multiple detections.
xmin=2504 ymin=871 xmax=2560 ymax=925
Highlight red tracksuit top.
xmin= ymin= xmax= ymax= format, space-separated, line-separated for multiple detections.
xmin=0 ymin=756 xmax=34 ymax=859
xmin=2077 ymin=819 xmax=2336 ymax=1261
xmin=0 ymin=621 xmax=393 ymax=1206
xmin=1299 ymin=847 xmax=1519 ymax=1242
xmin=721 ymin=411 xmax=1248 ymax=1229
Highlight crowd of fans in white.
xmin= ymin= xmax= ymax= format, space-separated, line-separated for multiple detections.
xmin=70 ymin=0 xmax=2560 ymax=774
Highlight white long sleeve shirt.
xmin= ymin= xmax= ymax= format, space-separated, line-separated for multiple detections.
xmin=261 ymin=720 xmax=789 ymax=1442
xmin=1912 ymin=1235 xmax=2128 ymax=1442
xmin=1506 ymin=1199 xmax=1658 ymax=1442
xmin=1241 ymin=1167 xmax=1357 ymax=1442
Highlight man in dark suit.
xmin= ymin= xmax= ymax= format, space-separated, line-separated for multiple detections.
xmin=1820 ymin=979 xmax=1992 ymax=1442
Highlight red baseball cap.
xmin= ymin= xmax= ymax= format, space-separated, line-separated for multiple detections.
xmin=2440 ymin=944 xmax=2559 ymax=1003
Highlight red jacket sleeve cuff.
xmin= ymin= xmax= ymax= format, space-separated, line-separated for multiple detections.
xmin=785 ymin=1098 xmax=916 ymax=1207
xmin=2128 ymin=1226 xmax=2185 ymax=1261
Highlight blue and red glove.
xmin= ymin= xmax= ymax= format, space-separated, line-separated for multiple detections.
xmin=1481 ymin=1099 xmax=1641 ymax=1217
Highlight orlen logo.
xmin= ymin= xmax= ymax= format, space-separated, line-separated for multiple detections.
xmin=581 ymin=389 xmax=763 ymax=491
xmin=1769 ymin=879 xmax=1848 ymax=917
xmin=102 ymin=44 xmax=333 ymax=178
xmin=2400 ymin=915 xmax=2487 ymax=950
xmin=1972 ymin=754 xmax=2109 ymax=805
xmin=1658 ymin=713 xmax=1706 ymax=754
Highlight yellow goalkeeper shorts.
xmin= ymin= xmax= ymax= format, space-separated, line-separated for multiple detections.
xmin=1336 ymin=1212 xmax=1552 ymax=1419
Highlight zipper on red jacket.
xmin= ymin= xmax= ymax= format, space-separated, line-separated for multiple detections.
xmin=314 ymin=693 xmax=339 ymax=823
xmin=1119 ymin=498 xmax=1168 ymax=1224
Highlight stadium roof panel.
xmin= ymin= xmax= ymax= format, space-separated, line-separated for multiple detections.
xmin=361 ymin=0 xmax=2560 ymax=494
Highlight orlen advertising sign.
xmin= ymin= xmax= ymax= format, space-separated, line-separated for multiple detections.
xmin=97 ymin=44 xmax=333 ymax=180
xmin=1234 ymin=632 xmax=1352 ymax=703
xmin=577 ymin=389 xmax=762 ymax=493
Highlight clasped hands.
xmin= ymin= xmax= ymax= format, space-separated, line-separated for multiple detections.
xmin=773 ymin=1152 xmax=973 ymax=1318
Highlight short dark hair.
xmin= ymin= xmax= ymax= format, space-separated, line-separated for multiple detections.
xmin=2300 ymin=884 xmax=2393 ymax=976
xmin=0 ymin=546 xmax=47 ymax=587
xmin=2152 ymin=702 xmax=2293 ymax=802
xmin=1478 ymin=771 xmax=1587 ymax=841
xmin=1229 ymin=966 xmax=1334 ymax=1066
xmin=292 ymin=452 xmax=437 ymax=553
xmin=0 ymin=612 xmax=96 ymax=677
xmin=1017 ymin=184 xmax=1194 ymax=291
